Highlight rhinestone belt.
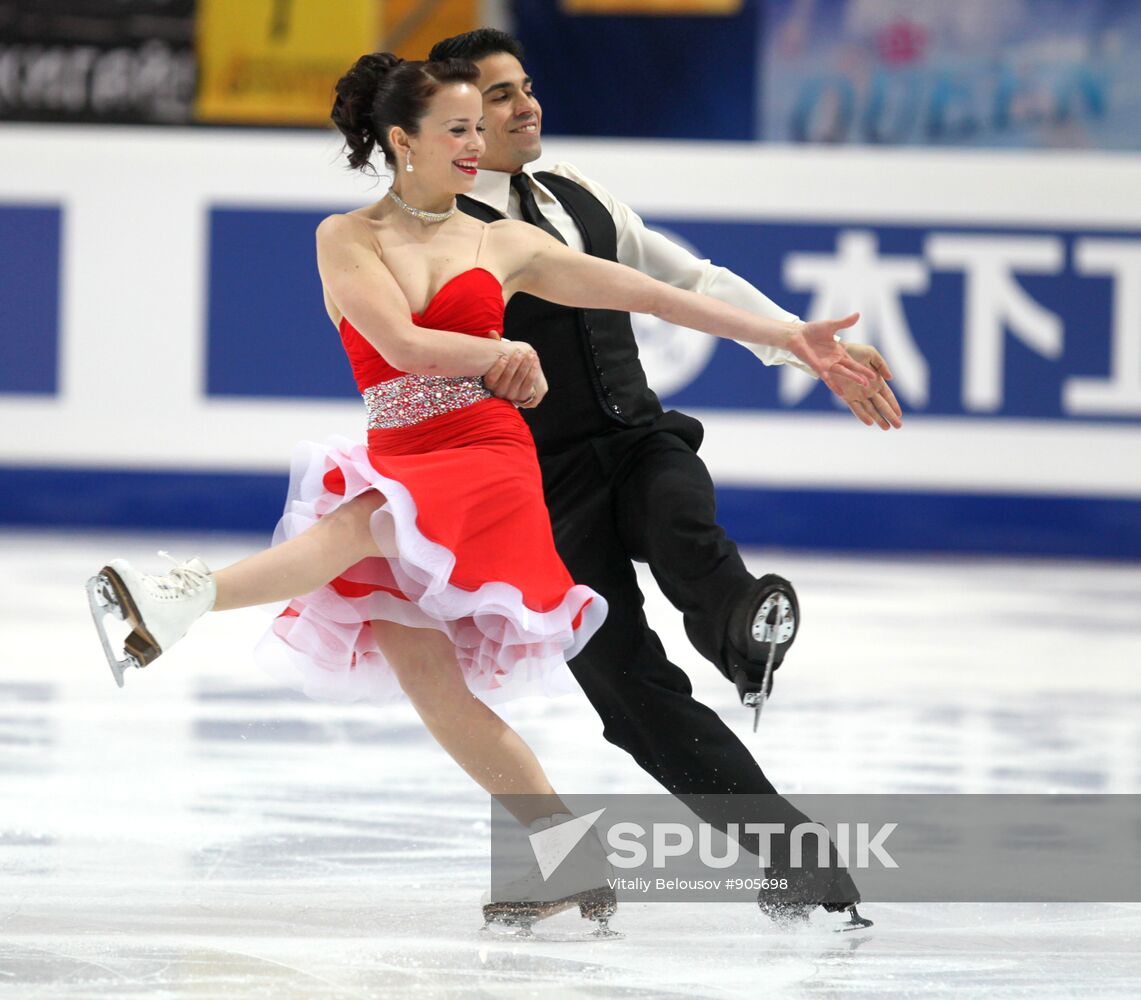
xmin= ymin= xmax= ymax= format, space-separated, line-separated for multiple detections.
xmin=363 ymin=373 xmax=493 ymax=430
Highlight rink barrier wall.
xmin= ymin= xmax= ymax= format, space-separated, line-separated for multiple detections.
xmin=1 ymin=465 xmax=1135 ymax=560
xmin=1 ymin=126 xmax=1139 ymax=556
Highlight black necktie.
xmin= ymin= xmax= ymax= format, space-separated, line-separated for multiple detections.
xmin=510 ymin=172 xmax=566 ymax=244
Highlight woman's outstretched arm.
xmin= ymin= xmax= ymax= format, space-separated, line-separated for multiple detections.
xmin=495 ymin=220 xmax=874 ymax=393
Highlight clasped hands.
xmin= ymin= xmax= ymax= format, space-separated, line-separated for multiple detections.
xmin=482 ymin=332 xmax=548 ymax=409
xmin=791 ymin=313 xmax=903 ymax=431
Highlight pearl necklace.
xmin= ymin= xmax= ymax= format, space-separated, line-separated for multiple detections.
xmin=388 ymin=189 xmax=456 ymax=224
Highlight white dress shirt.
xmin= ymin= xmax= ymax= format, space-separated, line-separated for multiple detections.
xmin=467 ymin=162 xmax=815 ymax=376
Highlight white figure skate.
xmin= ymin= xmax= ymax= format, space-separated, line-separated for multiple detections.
xmin=86 ymin=554 xmax=216 ymax=687
xmin=482 ymin=812 xmax=619 ymax=939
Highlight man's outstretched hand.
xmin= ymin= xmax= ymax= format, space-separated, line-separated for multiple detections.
xmin=788 ymin=313 xmax=877 ymax=395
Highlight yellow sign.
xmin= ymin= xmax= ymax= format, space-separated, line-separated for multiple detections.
xmin=195 ymin=0 xmax=382 ymax=125
xmin=382 ymin=0 xmax=479 ymax=60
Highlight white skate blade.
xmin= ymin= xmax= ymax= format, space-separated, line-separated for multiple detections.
xmin=85 ymin=574 xmax=141 ymax=688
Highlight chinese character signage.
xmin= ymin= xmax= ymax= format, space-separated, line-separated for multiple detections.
xmin=641 ymin=219 xmax=1141 ymax=422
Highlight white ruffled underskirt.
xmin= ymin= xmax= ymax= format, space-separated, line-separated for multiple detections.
xmin=255 ymin=436 xmax=607 ymax=705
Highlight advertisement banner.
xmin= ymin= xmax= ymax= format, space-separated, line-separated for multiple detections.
xmin=763 ymin=0 xmax=1141 ymax=150
xmin=0 ymin=0 xmax=196 ymax=123
xmin=201 ymin=209 xmax=1141 ymax=425
xmin=561 ymin=0 xmax=742 ymax=11
xmin=194 ymin=0 xmax=380 ymax=126
xmin=515 ymin=0 xmax=760 ymax=140
xmin=637 ymin=219 xmax=1141 ymax=423
xmin=0 ymin=130 xmax=1138 ymax=553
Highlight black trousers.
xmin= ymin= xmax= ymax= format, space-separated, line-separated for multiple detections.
xmin=539 ymin=412 xmax=857 ymax=897
xmin=539 ymin=411 xmax=768 ymax=795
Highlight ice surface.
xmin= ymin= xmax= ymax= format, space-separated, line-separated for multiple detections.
xmin=2 ymin=529 xmax=1139 ymax=998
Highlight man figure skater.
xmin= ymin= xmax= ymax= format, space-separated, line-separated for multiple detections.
xmin=429 ymin=28 xmax=901 ymax=926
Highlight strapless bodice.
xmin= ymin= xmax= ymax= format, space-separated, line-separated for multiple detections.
xmin=338 ymin=267 xmax=504 ymax=392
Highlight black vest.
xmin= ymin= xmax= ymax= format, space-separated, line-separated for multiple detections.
xmin=457 ymin=171 xmax=663 ymax=454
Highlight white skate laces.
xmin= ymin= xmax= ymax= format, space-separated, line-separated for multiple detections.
xmin=86 ymin=552 xmax=216 ymax=687
xmin=154 ymin=551 xmax=215 ymax=601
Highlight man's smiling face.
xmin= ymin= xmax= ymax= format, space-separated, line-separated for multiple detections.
xmin=472 ymin=52 xmax=542 ymax=173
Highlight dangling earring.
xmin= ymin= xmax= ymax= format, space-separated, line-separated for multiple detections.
xmin=405 ymin=150 xmax=413 ymax=173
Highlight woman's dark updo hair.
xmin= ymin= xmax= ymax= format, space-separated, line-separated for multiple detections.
xmin=331 ymin=53 xmax=479 ymax=173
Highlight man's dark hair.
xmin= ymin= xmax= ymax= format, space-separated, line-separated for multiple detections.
xmin=428 ymin=28 xmax=524 ymax=65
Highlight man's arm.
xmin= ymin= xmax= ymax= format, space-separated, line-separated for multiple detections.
xmin=495 ymin=219 xmax=875 ymax=395
xmin=547 ymin=162 xmax=812 ymax=372
xmin=546 ymin=163 xmax=901 ymax=429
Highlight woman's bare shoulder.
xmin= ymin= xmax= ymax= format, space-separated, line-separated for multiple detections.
xmin=316 ymin=211 xmax=384 ymax=254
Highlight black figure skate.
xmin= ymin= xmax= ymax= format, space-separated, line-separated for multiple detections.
xmin=759 ymin=893 xmax=874 ymax=932
xmin=482 ymin=880 xmax=619 ymax=940
xmin=723 ymin=574 xmax=799 ymax=730
xmin=759 ymin=839 xmax=873 ymax=933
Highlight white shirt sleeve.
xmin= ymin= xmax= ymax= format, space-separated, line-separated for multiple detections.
xmin=546 ymin=161 xmax=817 ymax=376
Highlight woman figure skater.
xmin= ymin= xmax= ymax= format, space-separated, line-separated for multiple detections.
xmin=86 ymin=54 xmax=875 ymax=935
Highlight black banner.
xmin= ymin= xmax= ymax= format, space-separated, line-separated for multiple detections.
xmin=0 ymin=0 xmax=196 ymax=123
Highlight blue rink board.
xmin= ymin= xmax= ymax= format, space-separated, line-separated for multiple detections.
xmin=0 ymin=204 xmax=62 ymax=394
xmin=202 ymin=207 xmax=1141 ymax=425
xmin=0 ymin=466 xmax=1136 ymax=560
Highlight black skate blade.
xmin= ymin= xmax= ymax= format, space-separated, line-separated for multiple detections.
xmin=835 ymin=906 xmax=874 ymax=932
xmin=85 ymin=574 xmax=138 ymax=688
xmin=481 ymin=919 xmax=536 ymax=940
xmin=481 ymin=890 xmax=622 ymax=943
xmin=734 ymin=613 xmax=782 ymax=729
xmin=480 ymin=920 xmax=623 ymax=943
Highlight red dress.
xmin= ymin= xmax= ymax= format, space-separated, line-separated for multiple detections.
xmin=256 ymin=268 xmax=606 ymax=703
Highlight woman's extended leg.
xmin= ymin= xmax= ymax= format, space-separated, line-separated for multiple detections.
xmin=371 ymin=619 xmax=564 ymax=826
xmin=212 ymin=491 xmax=390 ymax=611
xmin=88 ymin=491 xmax=390 ymax=680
